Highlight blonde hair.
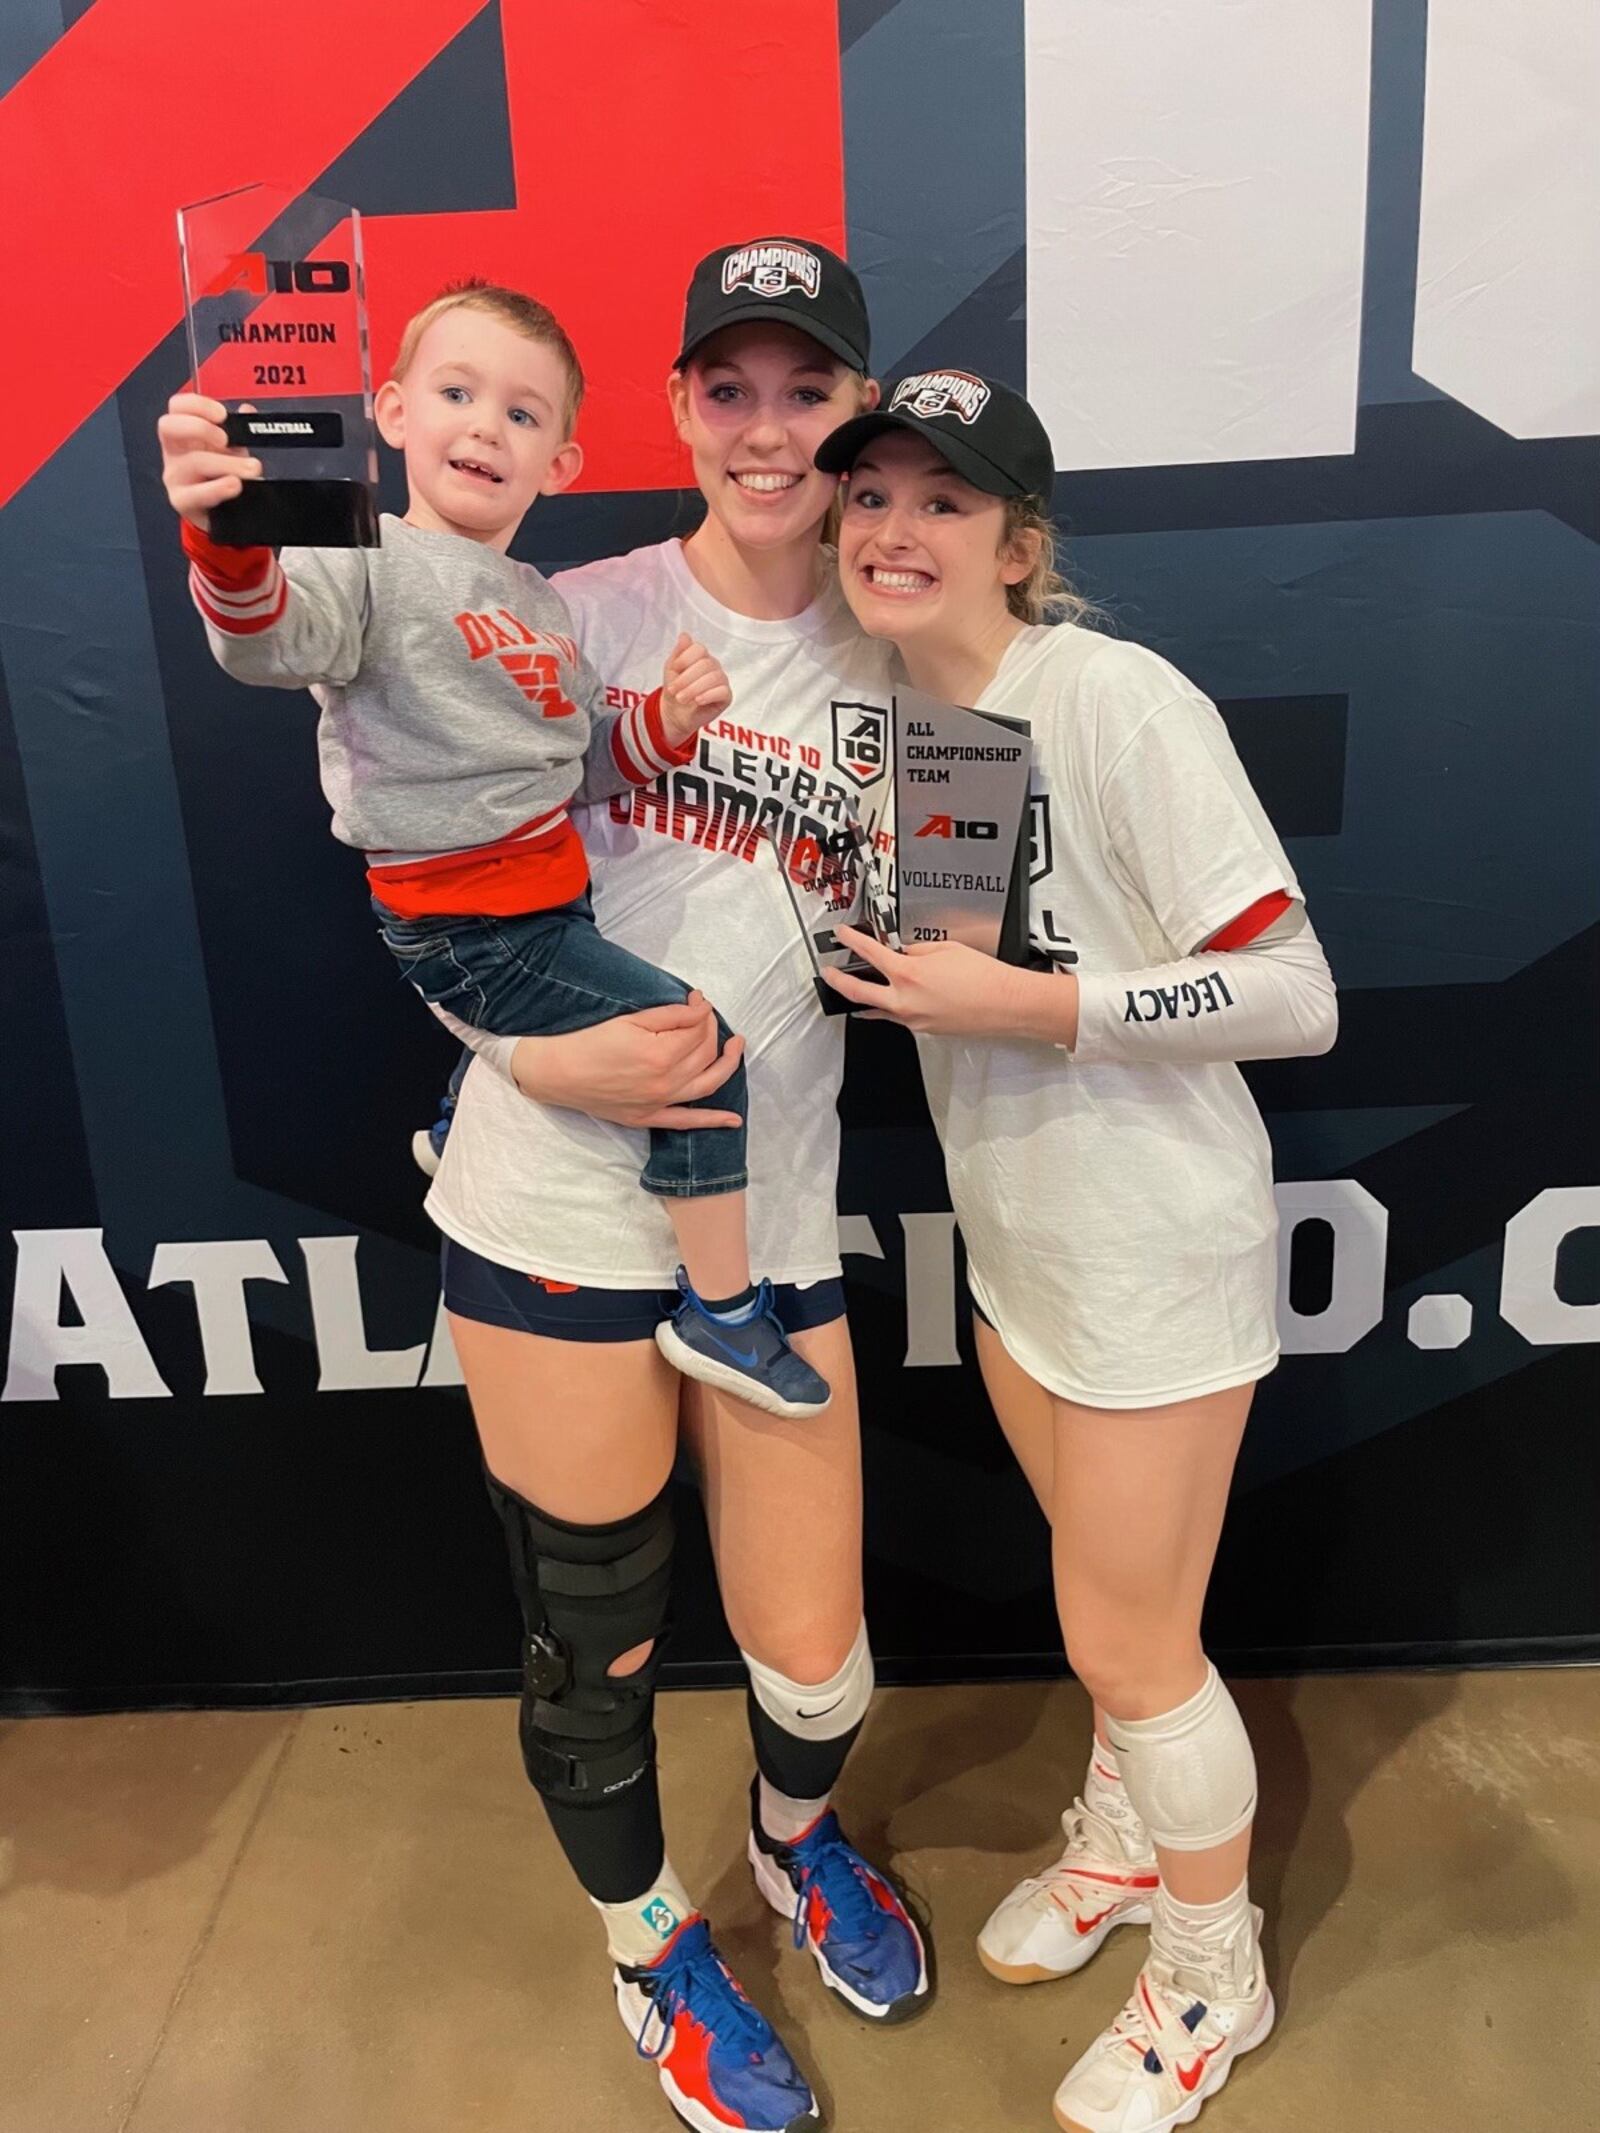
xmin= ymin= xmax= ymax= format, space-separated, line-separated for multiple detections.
xmin=392 ymin=280 xmax=585 ymax=434
xmin=1002 ymin=496 xmax=1098 ymax=628
xmin=821 ymin=373 xmax=879 ymax=545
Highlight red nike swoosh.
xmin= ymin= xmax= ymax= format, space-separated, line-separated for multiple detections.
xmin=1074 ymin=1905 xmax=1117 ymax=1936
xmin=1176 ymin=2044 xmax=1224 ymax=2094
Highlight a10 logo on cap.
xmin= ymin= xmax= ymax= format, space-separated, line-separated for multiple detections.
xmin=890 ymin=370 xmax=991 ymax=425
xmin=721 ymin=241 xmax=822 ymax=301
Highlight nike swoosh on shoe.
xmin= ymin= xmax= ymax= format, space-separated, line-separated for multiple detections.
xmin=704 ymin=1328 xmax=762 ymax=1367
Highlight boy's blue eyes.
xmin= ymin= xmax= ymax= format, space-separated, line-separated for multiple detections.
xmin=438 ymin=385 xmax=537 ymax=426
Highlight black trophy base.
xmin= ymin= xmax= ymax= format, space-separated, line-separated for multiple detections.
xmin=812 ymin=956 xmax=889 ymax=1016
xmin=209 ymin=480 xmax=380 ymax=549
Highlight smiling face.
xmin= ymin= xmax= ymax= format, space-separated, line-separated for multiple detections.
xmin=667 ymin=323 xmax=872 ymax=554
xmin=376 ymin=307 xmax=583 ymax=549
xmin=835 ymin=429 xmax=1031 ymax=654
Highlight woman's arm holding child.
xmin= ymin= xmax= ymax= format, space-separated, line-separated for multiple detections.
xmin=431 ymin=995 xmax=744 ymax=1131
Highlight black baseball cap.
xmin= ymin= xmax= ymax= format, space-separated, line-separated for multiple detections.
xmin=675 ymin=236 xmax=870 ymax=372
xmin=815 ymin=370 xmax=1055 ymax=500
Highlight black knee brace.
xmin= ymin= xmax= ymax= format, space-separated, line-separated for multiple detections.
xmin=485 ymin=1470 xmax=675 ymax=1810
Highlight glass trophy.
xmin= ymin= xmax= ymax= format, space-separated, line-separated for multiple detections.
xmin=178 ymin=184 xmax=380 ymax=547
xmin=776 ymin=686 xmax=1033 ymax=1015
xmin=775 ymin=795 xmax=899 ymax=1016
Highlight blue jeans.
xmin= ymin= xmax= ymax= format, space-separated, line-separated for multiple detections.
xmin=374 ymin=891 xmax=747 ymax=1198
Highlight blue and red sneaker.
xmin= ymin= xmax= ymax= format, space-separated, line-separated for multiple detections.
xmin=614 ymin=1913 xmax=821 ymax=2133
xmin=749 ymin=1794 xmax=931 ymax=2025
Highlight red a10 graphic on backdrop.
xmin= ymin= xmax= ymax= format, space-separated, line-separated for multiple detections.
xmin=0 ymin=0 xmax=844 ymax=508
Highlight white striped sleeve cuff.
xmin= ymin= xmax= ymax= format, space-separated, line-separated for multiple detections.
xmin=610 ymin=688 xmax=696 ymax=785
xmin=187 ymin=550 xmax=287 ymax=638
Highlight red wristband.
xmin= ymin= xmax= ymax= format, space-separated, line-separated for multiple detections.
xmin=180 ymin=515 xmax=274 ymax=589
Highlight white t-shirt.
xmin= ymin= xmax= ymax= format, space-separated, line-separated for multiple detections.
xmin=916 ymin=623 xmax=1301 ymax=1408
xmin=424 ymin=538 xmax=894 ymax=1287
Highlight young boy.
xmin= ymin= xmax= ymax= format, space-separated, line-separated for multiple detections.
xmin=158 ymin=279 xmax=829 ymax=1420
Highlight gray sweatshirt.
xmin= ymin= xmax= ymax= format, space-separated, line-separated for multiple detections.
xmin=185 ymin=514 xmax=684 ymax=879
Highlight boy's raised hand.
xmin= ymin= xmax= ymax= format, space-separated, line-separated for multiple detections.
xmin=660 ymin=631 xmax=733 ymax=743
xmin=157 ymin=391 xmax=261 ymax=531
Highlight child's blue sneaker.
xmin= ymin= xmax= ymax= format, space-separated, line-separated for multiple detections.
xmin=411 ymin=1054 xmax=467 ymax=1179
xmin=410 ymin=1111 xmax=452 ymax=1179
xmin=654 ymin=1270 xmax=831 ymax=1419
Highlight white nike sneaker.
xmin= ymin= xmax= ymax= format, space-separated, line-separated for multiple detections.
xmin=977 ymin=1801 xmax=1159 ymax=1985
xmin=1052 ymin=1905 xmax=1274 ymax=2133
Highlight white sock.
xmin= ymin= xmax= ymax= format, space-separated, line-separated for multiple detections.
xmin=1154 ymin=1877 xmax=1255 ymax=1977
xmin=593 ymin=1859 xmax=694 ymax=1967
xmin=1083 ymin=1735 xmax=1153 ymax=1858
xmin=757 ymin=1774 xmax=830 ymax=1845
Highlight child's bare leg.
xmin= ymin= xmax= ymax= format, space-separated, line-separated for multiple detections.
xmin=667 ymin=1190 xmax=753 ymax=1302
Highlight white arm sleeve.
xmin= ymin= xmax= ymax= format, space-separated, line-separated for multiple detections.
xmin=429 ymin=1004 xmax=520 ymax=1084
xmin=1068 ymin=911 xmax=1338 ymax=1066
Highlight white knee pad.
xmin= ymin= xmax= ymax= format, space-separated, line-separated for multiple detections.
xmin=1105 ymin=1662 xmax=1257 ymax=1852
xmin=742 ymin=1620 xmax=874 ymax=1743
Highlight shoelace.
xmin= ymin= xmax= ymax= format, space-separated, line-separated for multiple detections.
xmin=633 ymin=1924 xmax=770 ymax=2064
xmin=786 ymin=1828 xmax=884 ymax=1950
xmin=1017 ymin=1801 xmax=1126 ymax=1911
xmin=747 ymin=1280 xmax=792 ymax=1354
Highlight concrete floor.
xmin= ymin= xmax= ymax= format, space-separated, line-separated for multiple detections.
xmin=2 ymin=1669 xmax=1596 ymax=2132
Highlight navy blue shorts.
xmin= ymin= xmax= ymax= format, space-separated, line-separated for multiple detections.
xmin=442 ymin=1237 xmax=846 ymax=1344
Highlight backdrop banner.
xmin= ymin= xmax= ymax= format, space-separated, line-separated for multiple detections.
xmin=2 ymin=0 xmax=1596 ymax=1711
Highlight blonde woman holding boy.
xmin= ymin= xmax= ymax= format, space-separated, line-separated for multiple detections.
xmin=159 ymin=282 xmax=833 ymax=1423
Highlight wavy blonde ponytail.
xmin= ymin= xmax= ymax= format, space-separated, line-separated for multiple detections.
xmin=1002 ymin=497 xmax=1098 ymax=627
